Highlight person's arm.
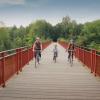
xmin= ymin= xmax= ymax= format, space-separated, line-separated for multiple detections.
xmin=41 ymin=42 xmax=42 ymax=51
xmin=68 ymin=43 xmax=70 ymax=49
xmin=32 ymin=44 xmax=34 ymax=52
xmin=33 ymin=42 xmax=36 ymax=51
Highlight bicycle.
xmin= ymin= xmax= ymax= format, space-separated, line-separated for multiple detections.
xmin=68 ymin=50 xmax=74 ymax=67
xmin=53 ymin=51 xmax=57 ymax=63
xmin=34 ymin=50 xmax=41 ymax=67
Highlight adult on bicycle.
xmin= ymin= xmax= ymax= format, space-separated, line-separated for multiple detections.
xmin=33 ymin=37 xmax=42 ymax=60
xmin=67 ymin=39 xmax=75 ymax=61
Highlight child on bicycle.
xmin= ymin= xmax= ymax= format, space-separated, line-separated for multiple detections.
xmin=53 ymin=44 xmax=58 ymax=61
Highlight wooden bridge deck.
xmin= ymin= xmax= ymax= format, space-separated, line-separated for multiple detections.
xmin=0 ymin=43 xmax=100 ymax=100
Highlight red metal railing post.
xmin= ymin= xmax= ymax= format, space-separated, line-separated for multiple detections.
xmin=19 ymin=48 xmax=22 ymax=72
xmin=27 ymin=47 xmax=29 ymax=65
xmin=83 ymin=49 xmax=85 ymax=66
xmin=32 ymin=48 xmax=34 ymax=60
xmin=94 ymin=50 xmax=97 ymax=76
xmin=91 ymin=50 xmax=93 ymax=73
xmin=16 ymin=49 xmax=19 ymax=74
xmin=74 ymin=46 xmax=77 ymax=58
xmin=91 ymin=50 xmax=97 ymax=76
xmin=78 ymin=46 xmax=80 ymax=61
xmin=1 ymin=52 xmax=6 ymax=87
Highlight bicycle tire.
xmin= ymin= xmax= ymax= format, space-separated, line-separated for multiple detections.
xmin=54 ymin=56 xmax=56 ymax=63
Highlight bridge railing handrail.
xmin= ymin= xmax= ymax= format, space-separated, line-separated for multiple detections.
xmin=0 ymin=41 xmax=51 ymax=88
xmin=58 ymin=41 xmax=100 ymax=77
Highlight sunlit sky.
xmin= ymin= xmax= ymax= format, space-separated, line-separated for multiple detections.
xmin=0 ymin=0 xmax=100 ymax=27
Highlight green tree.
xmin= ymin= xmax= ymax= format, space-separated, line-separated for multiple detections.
xmin=0 ymin=28 xmax=12 ymax=51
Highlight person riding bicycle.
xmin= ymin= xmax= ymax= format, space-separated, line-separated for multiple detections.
xmin=67 ymin=39 xmax=75 ymax=61
xmin=33 ymin=37 xmax=42 ymax=58
xmin=53 ymin=44 xmax=58 ymax=61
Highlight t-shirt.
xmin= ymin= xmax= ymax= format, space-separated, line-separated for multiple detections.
xmin=53 ymin=48 xmax=58 ymax=53
xmin=34 ymin=41 xmax=41 ymax=50
xmin=68 ymin=43 xmax=74 ymax=50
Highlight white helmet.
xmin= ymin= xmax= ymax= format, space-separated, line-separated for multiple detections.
xmin=70 ymin=39 xmax=74 ymax=44
xmin=36 ymin=37 xmax=40 ymax=40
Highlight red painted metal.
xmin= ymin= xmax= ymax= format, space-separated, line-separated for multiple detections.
xmin=96 ymin=54 xmax=100 ymax=76
xmin=0 ymin=41 xmax=51 ymax=87
xmin=58 ymin=41 xmax=68 ymax=49
xmin=0 ymin=52 xmax=6 ymax=87
xmin=59 ymin=41 xmax=100 ymax=77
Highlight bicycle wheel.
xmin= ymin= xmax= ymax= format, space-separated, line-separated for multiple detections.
xmin=35 ymin=53 xmax=38 ymax=68
xmin=53 ymin=52 xmax=57 ymax=63
xmin=54 ymin=56 xmax=56 ymax=63
xmin=35 ymin=50 xmax=40 ymax=67
xmin=70 ymin=55 xmax=73 ymax=67
xmin=37 ymin=54 xmax=40 ymax=64
xmin=35 ymin=57 xmax=37 ymax=68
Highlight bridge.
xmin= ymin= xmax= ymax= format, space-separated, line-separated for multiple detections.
xmin=0 ymin=41 xmax=100 ymax=100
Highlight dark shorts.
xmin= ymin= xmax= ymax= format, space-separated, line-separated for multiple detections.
xmin=34 ymin=50 xmax=41 ymax=58
xmin=54 ymin=52 xmax=58 ymax=57
xmin=68 ymin=50 xmax=74 ymax=59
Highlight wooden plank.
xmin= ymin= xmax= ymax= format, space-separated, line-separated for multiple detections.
xmin=0 ymin=43 xmax=100 ymax=100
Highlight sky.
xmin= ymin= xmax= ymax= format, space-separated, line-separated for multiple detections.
xmin=0 ymin=0 xmax=100 ymax=27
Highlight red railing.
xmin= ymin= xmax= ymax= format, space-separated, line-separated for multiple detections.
xmin=0 ymin=41 xmax=51 ymax=87
xmin=58 ymin=41 xmax=69 ymax=48
xmin=42 ymin=41 xmax=51 ymax=50
xmin=96 ymin=54 xmax=100 ymax=76
xmin=59 ymin=41 xmax=100 ymax=77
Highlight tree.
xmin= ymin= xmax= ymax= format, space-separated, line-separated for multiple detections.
xmin=0 ymin=28 xmax=12 ymax=51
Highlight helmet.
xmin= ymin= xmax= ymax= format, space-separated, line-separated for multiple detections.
xmin=70 ymin=39 xmax=74 ymax=44
xmin=36 ymin=37 xmax=40 ymax=40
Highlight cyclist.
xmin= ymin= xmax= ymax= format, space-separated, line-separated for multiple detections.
xmin=67 ymin=39 xmax=75 ymax=61
xmin=33 ymin=37 xmax=42 ymax=59
xmin=53 ymin=44 xmax=58 ymax=61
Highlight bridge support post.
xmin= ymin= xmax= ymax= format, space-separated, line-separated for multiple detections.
xmin=16 ymin=49 xmax=19 ymax=74
xmin=27 ymin=47 xmax=29 ymax=65
xmin=1 ymin=52 xmax=6 ymax=87
xmin=83 ymin=49 xmax=85 ymax=66
xmin=94 ymin=50 xmax=97 ymax=76
xmin=91 ymin=50 xmax=97 ymax=76
xmin=19 ymin=48 xmax=22 ymax=72
xmin=78 ymin=47 xmax=80 ymax=61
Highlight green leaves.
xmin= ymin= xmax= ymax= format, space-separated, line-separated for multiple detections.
xmin=0 ymin=28 xmax=11 ymax=51
xmin=0 ymin=17 xmax=100 ymax=51
xmin=76 ymin=20 xmax=100 ymax=50
xmin=28 ymin=20 xmax=53 ymax=41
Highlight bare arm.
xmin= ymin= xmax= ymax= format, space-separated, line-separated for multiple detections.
xmin=33 ymin=42 xmax=36 ymax=51
xmin=41 ymin=42 xmax=42 ymax=51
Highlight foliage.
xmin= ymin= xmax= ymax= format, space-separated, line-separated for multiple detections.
xmin=0 ymin=17 xmax=100 ymax=51
xmin=76 ymin=20 xmax=100 ymax=50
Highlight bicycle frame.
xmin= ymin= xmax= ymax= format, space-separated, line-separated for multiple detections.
xmin=53 ymin=52 xmax=57 ymax=63
xmin=34 ymin=50 xmax=40 ymax=67
xmin=68 ymin=50 xmax=74 ymax=66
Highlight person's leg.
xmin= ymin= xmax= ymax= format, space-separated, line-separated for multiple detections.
xmin=53 ymin=52 xmax=55 ymax=60
xmin=72 ymin=52 xmax=74 ymax=61
xmin=56 ymin=52 xmax=58 ymax=57
xmin=34 ymin=51 xmax=36 ymax=58
xmin=38 ymin=50 xmax=41 ymax=58
xmin=68 ymin=51 xmax=70 ymax=60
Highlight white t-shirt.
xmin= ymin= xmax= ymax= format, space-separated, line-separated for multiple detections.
xmin=53 ymin=48 xmax=58 ymax=53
